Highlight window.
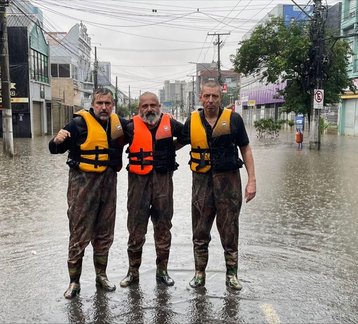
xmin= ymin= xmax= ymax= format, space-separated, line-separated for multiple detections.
xmin=51 ymin=64 xmax=71 ymax=78
xmin=30 ymin=49 xmax=49 ymax=83
xmin=59 ymin=64 xmax=70 ymax=77
xmin=51 ymin=64 xmax=58 ymax=77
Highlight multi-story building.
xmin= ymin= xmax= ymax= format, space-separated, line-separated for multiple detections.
xmin=0 ymin=1 xmax=51 ymax=138
xmin=47 ymin=22 xmax=93 ymax=132
xmin=339 ymin=0 xmax=358 ymax=136
xmin=160 ymin=80 xmax=188 ymax=116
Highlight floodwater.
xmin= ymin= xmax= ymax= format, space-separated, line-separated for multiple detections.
xmin=0 ymin=129 xmax=357 ymax=323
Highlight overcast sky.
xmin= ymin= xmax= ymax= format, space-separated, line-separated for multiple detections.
xmin=30 ymin=0 xmax=341 ymax=97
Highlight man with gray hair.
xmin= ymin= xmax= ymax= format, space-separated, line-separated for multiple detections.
xmin=119 ymin=92 xmax=183 ymax=287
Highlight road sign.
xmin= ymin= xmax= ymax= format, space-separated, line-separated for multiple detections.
xmin=295 ymin=113 xmax=304 ymax=130
xmin=314 ymin=89 xmax=324 ymax=109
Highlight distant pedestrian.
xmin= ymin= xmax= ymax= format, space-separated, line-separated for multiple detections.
xmin=178 ymin=81 xmax=256 ymax=290
xmin=295 ymin=128 xmax=303 ymax=150
xmin=119 ymin=92 xmax=183 ymax=288
xmin=49 ymin=88 xmax=126 ymax=299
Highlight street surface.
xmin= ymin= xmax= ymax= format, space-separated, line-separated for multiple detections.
xmin=0 ymin=128 xmax=357 ymax=323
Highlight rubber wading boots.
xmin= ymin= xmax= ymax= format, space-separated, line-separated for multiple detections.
xmin=225 ymin=265 xmax=242 ymax=290
xmin=64 ymin=283 xmax=81 ymax=299
xmin=64 ymin=259 xmax=82 ymax=299
xmin=189 ymin=271 xmax=206 ymax=288
xmin=226 ymin=274 xmax=242 ymax=290
xmin=94 ymin=255 xmax=116 ymax=292
xmin=120 ymin=270 xmax=139 ymax=288
xmin=156 ymin=269 xmax=175 ymax=286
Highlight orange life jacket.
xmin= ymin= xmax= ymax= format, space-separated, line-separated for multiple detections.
xmin=128 ymin=114 xmax=174 ymax=175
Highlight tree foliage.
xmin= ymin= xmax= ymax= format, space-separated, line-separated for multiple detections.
xmin=232 ymin=16 xmax=355 ymax=115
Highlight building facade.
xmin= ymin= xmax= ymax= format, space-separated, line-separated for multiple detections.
xmin=0 ymin=1 xmax=51 ymax=138
xmin=47 ymin=22 xmax=93 ymax=133
xmin=339 ymin=0 xmax=358 ymax=136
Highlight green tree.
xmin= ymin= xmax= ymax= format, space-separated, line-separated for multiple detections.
xmin=117 ymin=102 xmax=138 ymax=118
xmin=232 ymin=16 xmax=355 ymax=118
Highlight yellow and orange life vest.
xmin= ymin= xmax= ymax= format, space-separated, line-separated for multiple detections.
xmin=75 ymin=110 xmax=123 ymax=172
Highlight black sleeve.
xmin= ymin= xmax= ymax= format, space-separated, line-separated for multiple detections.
xmin=170 ymin=118 xmax=184 ymax=139
xmin=119 ymin=117 xmax=130 ymax=145
xmin=177 ymin=116 xmax=191 ymax=145
xmin=123 ymin=118 xmax=134 ymax=146
xmin=231 ymin=112 xmax=250 ymax=147
xmin=48 ymin=118 xmax=81 ymax=154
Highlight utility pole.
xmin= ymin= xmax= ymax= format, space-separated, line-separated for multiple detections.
xmin=309 ymin=0 xmax=325 ymax=150
xmin=128 ymin=85 xmax=131 ymax=116
xmin=187 ymin=74 xmax=195 ymax=115
xmin=0 ymin=0 xmax=14 ymax=156
xmin=93 ymin=46 xmax=98 ymax=89
xmin=180 ymin=82 xmax=184 ymax=119
xmin=207 ymin=32 xmax=230 ymax=85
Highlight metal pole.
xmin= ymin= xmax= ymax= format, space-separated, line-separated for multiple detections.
xmin=93 ymin=46 xmax=98 ymax=89
xmin=115 ymin=76 xmax=118 ymax=114
xmin=309 ymin=0 xmax=324 ymax=150
xmin=192 ymin=75 xmax=195 ymax=113
xmin=207 ymin=32 xmax=230 ymax=86
xmin=187 ymin=74 xmax=195 ymax=115
xmin=0 ymin=0 xmax=14 ymax=156
xmin=128 ymin=85 xmax=131 ymax=116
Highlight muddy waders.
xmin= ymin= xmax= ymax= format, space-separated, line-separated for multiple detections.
xmin=119 ymin=251 xmax=174 ymax=287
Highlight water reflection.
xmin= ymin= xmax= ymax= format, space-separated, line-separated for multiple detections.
xmin=120 ymin=286 xmax=144 ymax=323
xmin=220 ymin=292 xmax=241 ymax=322
xmin=93 ymin=290 xmax=112 ymax=324
xmin=152 ymin=285 xmax=173 ymax=324
xmin=187 ymin=289 xmax=214 ymax=324
xmin=66 ymin=298 xmax=86 ymax=324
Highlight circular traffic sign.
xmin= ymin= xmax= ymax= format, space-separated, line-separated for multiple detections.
xmin=315 ymin=90 xmax=323 ymax=103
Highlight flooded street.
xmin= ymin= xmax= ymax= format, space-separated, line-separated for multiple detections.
xmin=0 ymin=129 xmax=357 ymax=323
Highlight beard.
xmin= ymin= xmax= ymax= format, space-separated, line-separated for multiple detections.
xmin=140 ymin=111 xmax=160 ymax=126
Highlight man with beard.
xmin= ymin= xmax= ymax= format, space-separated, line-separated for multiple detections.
xmin=49 ymin=88 xmax=126 ymax=299
xmin=119 ymin=92 xmax=183 ymax=287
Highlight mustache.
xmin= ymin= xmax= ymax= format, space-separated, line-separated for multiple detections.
xmin=145 ymin=112 xmax=156 ymax=122
xmin=140 ymin=111 xmax=160 ymax=125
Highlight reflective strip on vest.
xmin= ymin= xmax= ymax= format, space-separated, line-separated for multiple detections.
xmin=190 ymin=108 xmax=232 ymax=173
xmin=75 ymin=110 xmax=122 ymax=173
xmin=128 ymin=114 xmax=172 ymax=175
